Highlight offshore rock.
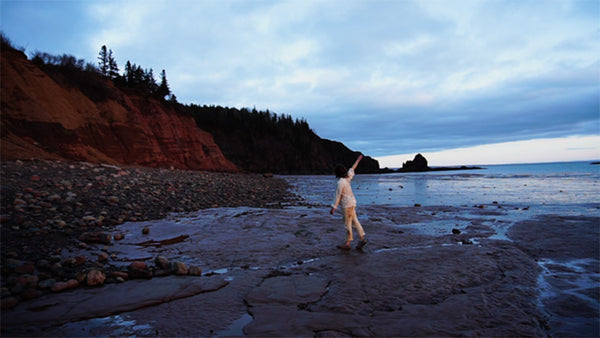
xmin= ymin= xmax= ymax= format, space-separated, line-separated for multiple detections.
xmin=402 ymin=153 xmax=429 ymax=172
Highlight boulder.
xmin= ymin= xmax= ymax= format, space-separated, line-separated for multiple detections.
xmin=129 ymin=261 xmax=152 ymax=279
xmin=86 ymin=270 xmax=106 ymax=286
xmin=171 ymin=261 xmax=188 ymax=275
xmin=155 ymin=256 xmax=170 ymax=270
xmin=78 ymin=232 xmax=112 ymax=244
xmin=188 ymin=265 xmax=202 ymax=276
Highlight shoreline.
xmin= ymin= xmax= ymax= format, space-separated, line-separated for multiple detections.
xmin=1 ymin=160 xmax=598 ymax=336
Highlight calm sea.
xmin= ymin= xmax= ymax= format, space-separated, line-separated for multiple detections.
xmin=285 ymin=161 xmax=600 ymax=212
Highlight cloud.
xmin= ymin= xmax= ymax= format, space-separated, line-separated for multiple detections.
xmin=1 ymin=0 xmax=598 ymax=163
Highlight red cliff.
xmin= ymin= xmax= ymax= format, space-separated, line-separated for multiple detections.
xmin=1 ymin=48 xmax=238 ymax=172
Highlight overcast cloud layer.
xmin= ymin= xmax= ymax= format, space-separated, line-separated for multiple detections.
xmin=1 ymin=0 xmax=599 ymax=163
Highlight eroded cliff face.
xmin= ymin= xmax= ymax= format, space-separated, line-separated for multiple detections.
xmin=1 ymin=49 xmax=238 ymax=172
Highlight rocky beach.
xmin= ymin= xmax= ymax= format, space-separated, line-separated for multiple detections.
xmin=1 ymin=160 xmax=599 ymax=337
xmin=1 ymin=160 xmax=293 ymax=309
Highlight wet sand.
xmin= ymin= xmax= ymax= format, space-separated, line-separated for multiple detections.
xmin=3 ymin=202 xmax=598 ymax=337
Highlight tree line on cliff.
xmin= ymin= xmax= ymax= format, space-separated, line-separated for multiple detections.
xmin=27 ymin=43 xmax=174 ymax=102
xmin=184 ymin=104 xmax=379 ymax=173
xmin=1 ymin=34 xmax=380 ymax=174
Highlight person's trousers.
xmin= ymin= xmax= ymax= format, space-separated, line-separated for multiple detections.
xmin=343 ymin=206 xmax=365 ymax=242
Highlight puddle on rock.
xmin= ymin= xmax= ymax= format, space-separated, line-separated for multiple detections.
xmin=55 ymin=314 xmax=155 ymax=336
xmin=537 ymin=258 xmax=600 ymax=336
xmin=217 ymin=313 xmax=253 ymax=337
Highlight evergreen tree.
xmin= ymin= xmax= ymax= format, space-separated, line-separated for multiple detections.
xmin=97 ymin=45 xmax=108 ymax=76
xmin=108 ymin=49 xmax=119 ymax=79
xmin=158 ymin=69 xmax=171 ymax=99
xmin=145 ymin=68 xmax=158 ymax=93
xmin=124 ymin=61 xmax=132 ymax=85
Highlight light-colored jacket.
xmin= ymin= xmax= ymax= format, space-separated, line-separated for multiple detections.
xmin=331 ymin=168 xmax=356 ymax=209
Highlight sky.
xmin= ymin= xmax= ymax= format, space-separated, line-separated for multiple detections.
xmin=1 ymin=0 xmax=599 ymax=166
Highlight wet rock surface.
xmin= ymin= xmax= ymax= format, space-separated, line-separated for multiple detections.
xmin=2 ymin=199 xmax=597 ymax=337
xmin=509 ymin=215 xmax=600 ymax=337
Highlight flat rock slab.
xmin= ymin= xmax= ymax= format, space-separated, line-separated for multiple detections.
xmin=2 ymin=275 xmax=228 ymax=328
xmin=243 ymin=244 xmax=543 ymax=337
xmin=246 ymin=274 xmax=330 ymax=305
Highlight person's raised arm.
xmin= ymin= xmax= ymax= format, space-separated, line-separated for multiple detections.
xmin=351 ymin=154 xmax=363 ymax=171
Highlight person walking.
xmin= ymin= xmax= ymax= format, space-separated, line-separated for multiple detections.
xmin=330 ymin=154 xmax=367 ymax=250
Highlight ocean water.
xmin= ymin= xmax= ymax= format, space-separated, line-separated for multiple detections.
xmin=285 ymin=161 xmax=600 ymax=211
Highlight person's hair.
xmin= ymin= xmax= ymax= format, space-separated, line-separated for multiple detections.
xmin=334 ymin=164 xmax=347 ymax=178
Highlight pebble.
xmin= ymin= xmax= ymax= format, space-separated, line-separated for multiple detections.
xmin=110 ymin=271 xmax=128 ymax=280
xmin=1 ymin=297 xmax=19 ymax=309
xmin=1 ymin=159 xmax=296 ymax=304
xmin=22 ymin=274 xmax=39 ymax=288
xmin=78 ymin=232 xmax=112 ymax=244
xmin=66 ymin=279 xmax=79 ymax=289
xmin=97 ymin=252 xmax=109 ymax=262
xmin=48 ymin=194 xmax=62 ymax=202
xmin=13 ymin=198 xmax=26 ymax=206
xmin=21 ymin=288 xmax=40 ymax=300
xmin=38 ymin=279 xmax=56 ymax=290
xmin=81 ymin=215 xmax=96 ymax=223
xmin=51 ymin=281 xmax=71 ymax=292
xmin=129 ymin=261 xmax=152 ymax=279
xmin=130 ymin=261 xmax=147 ymax=270
xmin=14 ymin=262 xmax=35 ymax=274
